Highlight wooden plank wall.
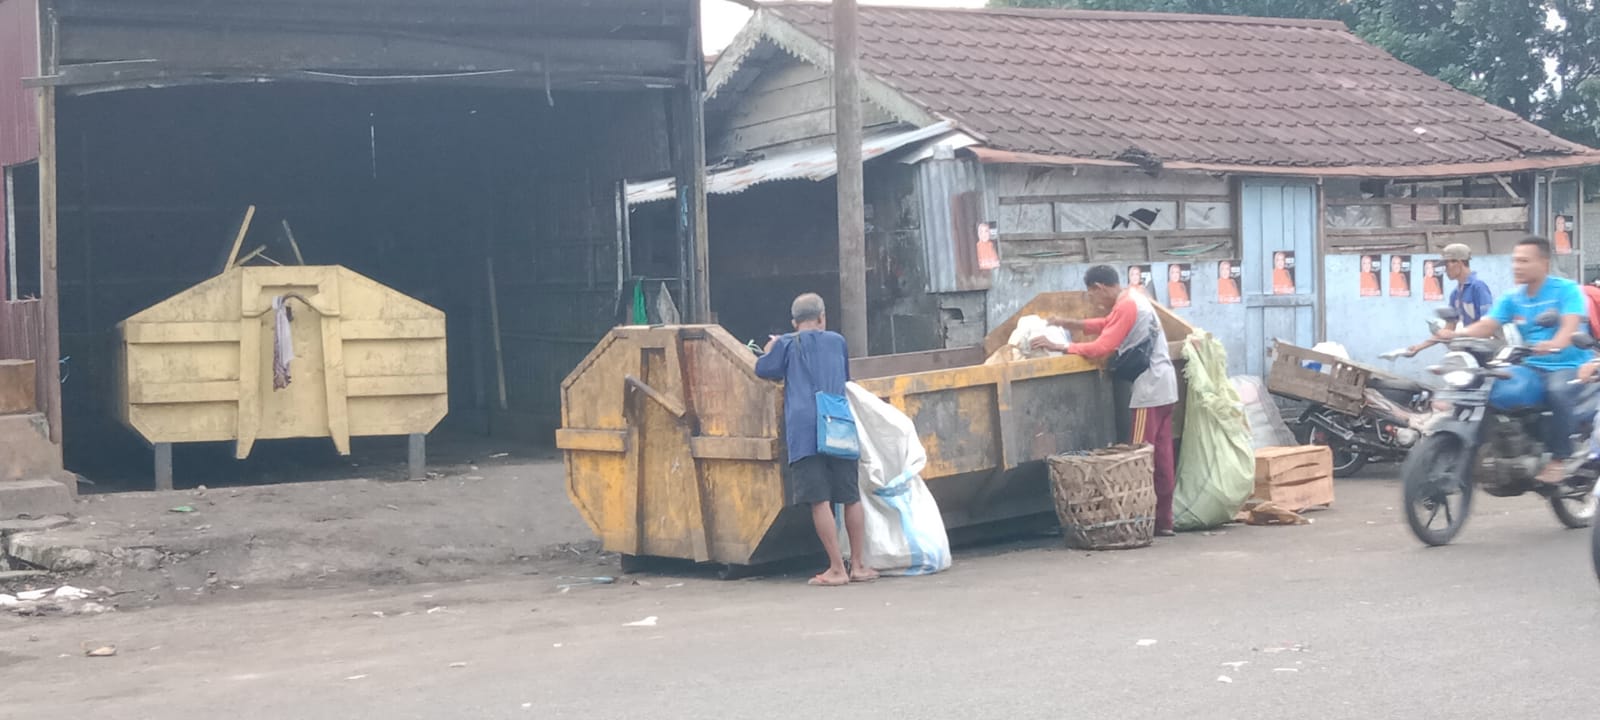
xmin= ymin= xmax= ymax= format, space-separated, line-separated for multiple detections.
xmin=709 ymin=56 xmax=896 ymax=159
xmin=0 ymin=298 xmax=45 ymax=413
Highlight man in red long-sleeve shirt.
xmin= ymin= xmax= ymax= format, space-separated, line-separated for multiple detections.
xmin=1031 ymin=265 xmax=1181 ymax=535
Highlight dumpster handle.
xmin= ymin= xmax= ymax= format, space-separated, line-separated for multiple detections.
xmin=624 ymin=375 xmax=686 ymax=418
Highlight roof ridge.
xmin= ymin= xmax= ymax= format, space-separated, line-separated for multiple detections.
xmin=759 ymin=1 xmax=1353 ymax=32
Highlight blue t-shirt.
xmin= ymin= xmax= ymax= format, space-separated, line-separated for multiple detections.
xmin=1449 ymin=272 xmax=1493 ymax=325
xmin=754 ymin=329 xmax=851 ymax=463
xmin=1488 ymin=275 xmax=1591 ymax=370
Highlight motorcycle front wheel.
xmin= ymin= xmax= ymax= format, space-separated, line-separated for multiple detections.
xmin=1549 ymin=482 xmax=1597 ymax=529
xmin=1294 ymin=423 xmax=1367 ymax=478
xmin=1401 ymin=433 xmax=1474 ymax=546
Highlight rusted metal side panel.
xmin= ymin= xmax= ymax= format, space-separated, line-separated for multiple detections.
xmin=918 ymin=157 xmax=990 ymax=293
xmin=0 ymin=0 xmax=41 ymax=295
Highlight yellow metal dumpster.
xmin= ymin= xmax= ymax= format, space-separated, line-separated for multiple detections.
xmin=558 ymin=292 xmax=1192 ymax=568
xmin=116 ymin=265 xmax=448 ymax=476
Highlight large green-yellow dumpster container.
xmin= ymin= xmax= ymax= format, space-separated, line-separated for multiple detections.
xmin=557 ymin=292 xmax=1192 ymax=568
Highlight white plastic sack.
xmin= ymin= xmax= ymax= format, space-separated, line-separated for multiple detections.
xmin=1231 ymin=375 xmax=1296 ymax=450
xmin=1006 ymin=315 xmax=1070 ymax=359
xmin=837 ymin=383 xmax=951 ymax=576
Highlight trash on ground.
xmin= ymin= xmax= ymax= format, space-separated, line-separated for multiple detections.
xmin=623 ymin=616 xmax=658 ymax=627
xmin=426 ymin=606 xmax=446 ymax=615
xmin=1236 ymin=501 xmax=1309 ymax=526
xmin=346 ymin=675 xmax=368 ymax=681
xmin=17 ymin=590 xmax=48 ymax=601
xmin=1136 ymin=639 xmax=1158 ymax=647
xmin=665 ymin=582 xmax=685 ymax=588
xmin=169 ymin=505 xmax=196 ymax=513
xmin=1273 ymin=668 xmax=1300 ymax=673
xmin=490 ymin=452 xmax=510 ymax=459
xmin=85 ymin=645 xmax=117 ymax=657
xmin=1221 ymin=661 xmax=1249 ymax=669
xmin=0 ymin=594 xmax=16 ymax=606
xmin=556 ymin=576 xmax=615 ymax=590
xmin=1256 ymin=643 xmax=1309 ymax=654
xmin=1216 ymin=675 xmax=1233 ymax=683
xmin=53 ymin=585 xmax=89 ymax=600
xmin=448 ymin=662 xmax=467 ymax=668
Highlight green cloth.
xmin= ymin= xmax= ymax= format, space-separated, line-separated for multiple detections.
xmin=631 ymin=279 xmax=649 ymax=325
xmin=1172 ymin=330 xmax=1256 ymax=531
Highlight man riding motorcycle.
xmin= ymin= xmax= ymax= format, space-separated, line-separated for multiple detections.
xmin=1391 ymin=243 xmax=1494 ymax=358
xmin=1436 ymin=235 xmax=1591 ymax=485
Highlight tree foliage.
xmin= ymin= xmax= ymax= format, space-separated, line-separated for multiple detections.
xmin=995 ymin=0 xmax=1600 ymax=154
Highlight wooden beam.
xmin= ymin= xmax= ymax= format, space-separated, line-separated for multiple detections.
xmin=59 ymin=24 xmax=683 ymax=75
xmin=834 ymin=0 xmax=868 ymax=356
xmin=671 ymin=7 xmax=710 ymax=323
xmin=37 ymin=86 xmax=62 ymax=447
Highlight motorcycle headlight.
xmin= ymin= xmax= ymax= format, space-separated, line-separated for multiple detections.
xmin=1443 ymin=370 xmax=1476 ymax=388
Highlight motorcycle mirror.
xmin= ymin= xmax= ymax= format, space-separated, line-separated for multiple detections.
xmin=1426 ymin=317 xmax=1448 ymax=334
xmin=1434 ymin=307 xmax=1460 ymax=322
xmin=1535 ymin=309 xmax=1561 ymax=328
xmin=1574 ymin=332 xmax=1599 ymax=350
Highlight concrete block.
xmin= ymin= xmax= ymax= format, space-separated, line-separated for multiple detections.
xmin=0 ymin=359 xmax=35 ymax=415
xmin=0 ymin=479 xmax=75 ymax=519
xmin=4 ymin=532 xmax=98 ymax=572
xmin=0 ymin=413 xmax=62 ymax=484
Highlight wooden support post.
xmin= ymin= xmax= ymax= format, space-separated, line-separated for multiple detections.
xmin=671 ymin=0 xmax=709 ymax=323
xmin=833 ymin=0 xmax=868 ymax=355
xmin=408 ymin=433 xmax=426 ymax=481
xmin=153 ymin=442 xmax=173 ymax=491
xmin=37 ymin=86 xmax=63 ymax=447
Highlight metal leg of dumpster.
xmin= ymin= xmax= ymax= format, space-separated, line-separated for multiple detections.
xmin=153 ymin=442 xmax=173 ymax=491
xmin=408 ymin=433 xmax=426 ymax=481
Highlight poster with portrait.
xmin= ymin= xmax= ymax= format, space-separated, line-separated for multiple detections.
xmin=1166 ymin=263 xmax=1192 ymax=308
xmin=1272 ymin=250 xmax=1296 ymax=295
xmin=1359 ymin=254 xmax=1382 ymax=297
xmin=1127 ymin=264 xmax=1154 ymax=301
xmin=1555 ymin=215 xmax=1575 ymax=255
xmin=976 ymin=221 xmax=1000 ymax=270
xmin=1422 ymin=259 xmax=1445 ymax=302
xmin=1218 ymin=260 xmax=1242 ymax=304
xmin=1389 ymin=255 xmax=1411 ymax=298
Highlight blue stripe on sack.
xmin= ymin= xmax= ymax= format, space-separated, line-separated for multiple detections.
xmin=875 ymin=470 xmax=939 ymax=575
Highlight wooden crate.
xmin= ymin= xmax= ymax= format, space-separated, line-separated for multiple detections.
xmin=0 ymin=359 xmax=36 ymax=415
xmin=1265 ymin=341 xmax=1369 ymax=415
xmin=1253 ymin=445 xmax=1335 ymax=511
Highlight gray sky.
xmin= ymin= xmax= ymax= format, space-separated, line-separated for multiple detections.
xmin=703 ymin=0 xmax=986 ymax=54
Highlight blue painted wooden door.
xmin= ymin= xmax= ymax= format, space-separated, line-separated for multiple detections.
xmin=1241 ymin=180 xmax=1318 ymax=376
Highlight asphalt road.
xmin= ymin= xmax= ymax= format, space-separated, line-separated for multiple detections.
xmin=6 ymin=475 xmax=1599 ymax=720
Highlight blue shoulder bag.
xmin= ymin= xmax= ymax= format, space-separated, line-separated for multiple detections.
xmin=796 ymin=333 xmax=860 ymax=460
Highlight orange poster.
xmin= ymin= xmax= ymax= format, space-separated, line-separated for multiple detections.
xmin=1272 ymin=251 xmax=1296 ymax=295
xmin=1555 ymin=215 xmax=1574 ymax=255
xmin=1389 ymin=255 xmax=1411 ymax=298
xmin=1127 ymin=264 xmax=1154 ymax=301
xmin=1360 ymin=255 xmax=1381 ymax=297
xmin=1167 ymin=263 xmax=1191 ymax=309
xmin=1218 ymin=260 xmax=1242 ymax=304
xmin=1422 ymin=259 xmax=1445 ymax=302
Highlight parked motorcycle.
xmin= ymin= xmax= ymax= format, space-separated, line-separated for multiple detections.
xmin=1290 ymin=375 xmax=1433 ymax=478
xmin=1401 ymin=308 xmax=1600 ymax=546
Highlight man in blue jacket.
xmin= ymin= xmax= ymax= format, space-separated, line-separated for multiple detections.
xmin=755 ymin=293 xmax=877 ymax=586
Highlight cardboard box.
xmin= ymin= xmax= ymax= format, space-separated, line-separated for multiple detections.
xmin=1253 ymin=445 xmax=1334 ymax=511
xmin=0 ymin=360 xmax=37 ymax=415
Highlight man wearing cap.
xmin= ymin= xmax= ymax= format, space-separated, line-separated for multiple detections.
xmin=1395 ymin=243 xmax=1494 ymax=357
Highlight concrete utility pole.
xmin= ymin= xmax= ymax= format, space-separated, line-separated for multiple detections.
xmin=833 ymin=0 xmax=867 ymax=356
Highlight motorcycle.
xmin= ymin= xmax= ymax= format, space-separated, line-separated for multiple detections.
xmin=1400 ymin=308 xmax=1600 ymax=546
xmin=1290 ymin=374 xmax=1433 ymax=478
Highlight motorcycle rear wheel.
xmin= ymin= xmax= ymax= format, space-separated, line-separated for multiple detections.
xmin=1402 ymin=434 xmax=1474 ymax=546
xmin=1294 ymin=423 xmax=1367 ymax=478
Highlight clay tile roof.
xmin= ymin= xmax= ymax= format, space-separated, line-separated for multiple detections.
xmin=761 ymin=2 xmax=1600 ymax=173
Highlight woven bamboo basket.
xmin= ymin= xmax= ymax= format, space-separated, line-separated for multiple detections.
xmin=1047 ymin=444 xmax=1156 ymax=550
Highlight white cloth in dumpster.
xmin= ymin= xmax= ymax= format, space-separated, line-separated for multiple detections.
xmin=837 ymin=382 xmax=951 ymax=576
xmin=271 ymin=295 xmax=295 ymax=390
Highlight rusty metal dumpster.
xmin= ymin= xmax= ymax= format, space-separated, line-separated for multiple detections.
xmin=558 ymin=292 xmax=1192 ymax=568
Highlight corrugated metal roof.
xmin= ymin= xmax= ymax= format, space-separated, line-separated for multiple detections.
xmin=626 ymin=121 xmax=954 ymax=205
xmin=761 ymin=2 xmax=1600 ymax=173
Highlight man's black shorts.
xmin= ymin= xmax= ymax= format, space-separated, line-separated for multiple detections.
xmin=787 ymin=455 xmax=860 ymax=506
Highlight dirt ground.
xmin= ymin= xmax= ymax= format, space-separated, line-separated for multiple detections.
xmin=1 ymin=440 xmax=602 ymax=607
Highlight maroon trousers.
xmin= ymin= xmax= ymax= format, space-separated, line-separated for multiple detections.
xmin=1130 ymin=403 xmax=1177 ymax=533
